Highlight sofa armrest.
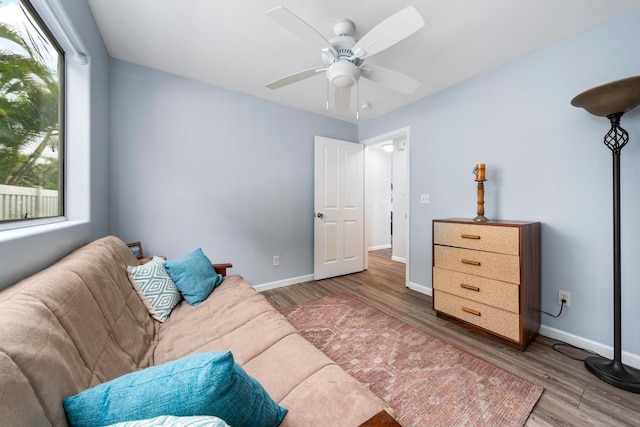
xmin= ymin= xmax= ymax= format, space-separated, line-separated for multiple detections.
xmin=213 ymin=263 xmax=232 ymax=277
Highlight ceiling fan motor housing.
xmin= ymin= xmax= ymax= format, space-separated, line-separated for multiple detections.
xmin=323 ymin=30 xmax=363 ymax=88
xmin=324 ymin=34 xmax=359 ymax=62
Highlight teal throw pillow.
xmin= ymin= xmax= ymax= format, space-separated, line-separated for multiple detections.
xmin=127 ymin=256 xmax=182 ymax=322
xmin=106 ymin=415 xmax=230 ymax=426
xmin=63 ymin=351 xmax=287 ymax=427
xmin=162 ymin=248 xmax=224 ymax=305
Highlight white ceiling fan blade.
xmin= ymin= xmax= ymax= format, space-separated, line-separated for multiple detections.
xmin=351 ymin=6 xmax=425 ymax=60
xmin=267 ymin=7 xmax=337 ymax=56
xmin=361 ymin=65 xmax=420 ymax=94
xmin=334 ymin=87 xmax=351 ymax=112
xmin=266 ymin=66 xmax=326 ymax=89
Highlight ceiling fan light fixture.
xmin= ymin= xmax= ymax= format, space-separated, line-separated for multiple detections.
xmin=327 ymin=61 xmax=360 ymax=88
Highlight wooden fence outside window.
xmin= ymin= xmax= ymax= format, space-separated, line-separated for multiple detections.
xmin=0 ymin=184 xmax=59 ymax=221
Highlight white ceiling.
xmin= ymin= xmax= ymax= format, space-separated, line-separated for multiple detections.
xmin=87 ymin=0 xmax=640 ymax=124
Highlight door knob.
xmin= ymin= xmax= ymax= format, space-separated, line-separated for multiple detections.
xmin=316 ymin=212 xmax=324 ymax=219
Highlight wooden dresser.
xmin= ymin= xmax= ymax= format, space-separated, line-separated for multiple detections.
xmin=432 ymin=219 xmax=540 ymax=350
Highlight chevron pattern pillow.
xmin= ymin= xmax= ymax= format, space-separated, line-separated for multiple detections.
xmin=127 ymin=256 xmax=182 ymax=322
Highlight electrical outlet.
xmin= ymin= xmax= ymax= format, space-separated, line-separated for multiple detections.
xmin=273 ymin=256 xmax=280 ymax=267
xmin=558 ymin=290 xmax=571 ymax=307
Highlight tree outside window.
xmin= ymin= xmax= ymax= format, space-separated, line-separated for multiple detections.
xmin=0 ymin=0 xmax=63 ymax=222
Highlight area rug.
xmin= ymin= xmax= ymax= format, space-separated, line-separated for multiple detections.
xmin=280 ymin=294 xmax=543 ymax=427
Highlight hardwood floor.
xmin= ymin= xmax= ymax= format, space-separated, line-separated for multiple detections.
xmin=262 ymin=249 xmax=640 ymax=426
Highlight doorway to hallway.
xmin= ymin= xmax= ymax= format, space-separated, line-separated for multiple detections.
xmin=363 ymin=127 xmax=410 ymax=287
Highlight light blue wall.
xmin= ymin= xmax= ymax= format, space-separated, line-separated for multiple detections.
xmin=0 ymin=0 xmax=110 ymax=289
xmin=109 ymin=60 xmax=357 ymax=285
xmin=360 ymin=10 xmax=640 ymax=358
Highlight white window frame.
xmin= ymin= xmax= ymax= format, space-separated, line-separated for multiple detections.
xmin=0 ymin=0 xmax=91 ymax=238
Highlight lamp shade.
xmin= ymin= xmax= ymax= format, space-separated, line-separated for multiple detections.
xmin=571 ymin=75 xmax=640 ymax=117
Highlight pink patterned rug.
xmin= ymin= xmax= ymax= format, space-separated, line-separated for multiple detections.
xmin=280 ymin=294 xmax=543 ymax=427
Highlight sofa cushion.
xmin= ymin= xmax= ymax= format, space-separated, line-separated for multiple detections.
xmin=278 ymin=365 xmax=390 ymax=427
xmin=0 ymin=352 xmax=49 ymax=426
xmin=63 ymin=351 xmax=287 ymax=427
xmin=0 ymin=236 xmax=155 ymax=426
xmin=163 ymin=249 xmax=223 ymax=305
xmin=127 ymin=256 xmax=182 ymax=322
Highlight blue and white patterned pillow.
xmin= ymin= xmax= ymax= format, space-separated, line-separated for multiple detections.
xmin=127 ymin=256 xmax=182 ymax=322
xmin=106 ymin=415 xmax=230 ymax=427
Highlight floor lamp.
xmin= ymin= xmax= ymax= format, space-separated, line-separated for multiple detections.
xmin=571 ymin=75 xmax=640 ymax=394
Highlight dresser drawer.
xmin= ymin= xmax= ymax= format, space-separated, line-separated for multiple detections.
xmin=433 ymin=267 xmax=519 ymax=313
xmin=434 ymin=245 xmax=520 ymax=284
xmin=434 ymin=292 xmax=520 ymax=342
xmin=434 ymin=222 xmax=519 ymax=255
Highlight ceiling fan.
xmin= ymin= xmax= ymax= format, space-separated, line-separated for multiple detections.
xmin=265 ymin=6 xmax=425 ymax=113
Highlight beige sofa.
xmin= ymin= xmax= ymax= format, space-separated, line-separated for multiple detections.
xmin=0 ymin=236 xmax=393 ymax=426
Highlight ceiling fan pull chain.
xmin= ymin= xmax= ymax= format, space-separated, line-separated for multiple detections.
xmin=326 ymin=78 xmax=330 ymax=110
xmin=356 ymin=80 xmax=360 ymax=120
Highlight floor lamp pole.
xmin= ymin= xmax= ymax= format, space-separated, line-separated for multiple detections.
xmin=571 ymin=76 xmax=640 ymax=394
xmin=582 ymin=112 xmax=640 ymax=393
xmin=612 ymin=144 xmax=621 ymax=364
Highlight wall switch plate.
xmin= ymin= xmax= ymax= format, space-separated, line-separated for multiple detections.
xmin=420 ymin=194 xmax=430 ymax=204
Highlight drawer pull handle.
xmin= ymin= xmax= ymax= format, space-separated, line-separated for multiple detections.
xmin=462 ymin=307 xmax=481 ymax=316
xmin=461 ymin=234 xmax=481 ymax=240
xmin=460 ymin=283 xmax=480 ymax=292
xmin=461 ymin=259 xmax=481 ymax=266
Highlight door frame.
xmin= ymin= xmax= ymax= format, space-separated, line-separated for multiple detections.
xmin=362 ymin=127 xmax=411 ymax=287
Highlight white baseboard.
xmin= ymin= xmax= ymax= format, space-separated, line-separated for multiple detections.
xmin=539 ymin=325 xmax=640 ymax=370
xmin=407 ymin=281 xmax=432 ymax=296
xmin=254 ymin=274 xmax=314 ymax=292
xmin=391 ymin=256 xmax=406 ymax=263
xmin=368 ymin=244 xmax=391 ymax=251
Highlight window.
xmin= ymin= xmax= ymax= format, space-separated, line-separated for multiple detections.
xmin=0 ymin=0 xmax=64 ymax=224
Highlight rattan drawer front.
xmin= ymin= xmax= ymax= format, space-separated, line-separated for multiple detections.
xmin=434 ymin=291 xmax=520 ymax=342
xmin=434 ymin=245 xmax=520 ymax=284
xmin=433 ymin=267 xmax=519 ymax=313
xmin=434 ymin=222 xmax=519 ymax=255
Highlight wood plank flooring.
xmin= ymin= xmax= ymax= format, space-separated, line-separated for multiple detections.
xmin=261 ymin=249 xmax=640 ymax=426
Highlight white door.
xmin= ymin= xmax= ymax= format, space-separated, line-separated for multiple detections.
xmin=314 ymin=136 xmax=364 ymax=280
